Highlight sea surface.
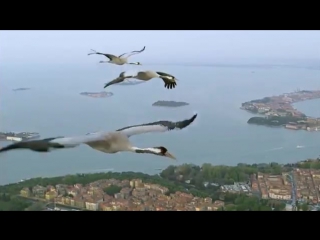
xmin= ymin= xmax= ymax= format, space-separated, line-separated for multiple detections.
xmin=1 ymin=63 xmax=320 ymax=185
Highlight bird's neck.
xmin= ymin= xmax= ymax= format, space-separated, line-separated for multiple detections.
xmin=131 ymin=146 xmax=161 ymax=155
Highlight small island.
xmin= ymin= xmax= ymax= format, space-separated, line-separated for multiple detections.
xmin=13 ymin=88 xmax=30 ymax=91
xmin=152 ymin=100 xmax=189 ymax=108
xmin=1 ymin=158 xmax=320 ymax=211
xmin=241 ymin=90 xmax=320 ymax=131
xmin=80 ymin=91 xmax=114 ymax=98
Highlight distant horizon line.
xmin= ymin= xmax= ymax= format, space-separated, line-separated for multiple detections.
xmin=1 ymin=59 xmax=319 ymax=69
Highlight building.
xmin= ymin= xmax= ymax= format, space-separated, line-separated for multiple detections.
xmin=268 ymin=191 xmax=291 ymax=200
xmin=85 ymin=196 xmax=103 ymax=211
xmin=20 ymin=187 xmax=32 ymax=197
xmin=285 ymin=124 xmax=299 ymax=130
xmin=32 ymin=185 xmax=47 ymax=198
xmin=45 ymin=190 xmax=58 ymax=200
xmin=100 ymin=202 xmax=113 ymax=211
xmin=74 ymin=197 xmax=86 ymax=209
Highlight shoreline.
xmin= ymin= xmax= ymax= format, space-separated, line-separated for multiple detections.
xmin=3 ymin=157 xmax=319 ymax=187
xmin=241 ymin=90 xmax=320 ymax=131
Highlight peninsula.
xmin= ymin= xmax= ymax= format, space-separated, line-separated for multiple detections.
xmin=13 ymin=88 xmax=30 ymax=91
xmin=152 ymin=100 xmax=189 ymax=107
xmin=80 ymin=91 xmax=113 ymax=98
xmin=2 ymin=158 xmax=320 ymax=211
xmin=241 ymin=90 xmax=320 ymax=131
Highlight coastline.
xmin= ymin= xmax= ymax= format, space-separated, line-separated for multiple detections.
xmin=241 ymin=90 xmax=320 ymax=131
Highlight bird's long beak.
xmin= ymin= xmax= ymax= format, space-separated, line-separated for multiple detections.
xmin=165 ymin=152 xmax=176 ymax=160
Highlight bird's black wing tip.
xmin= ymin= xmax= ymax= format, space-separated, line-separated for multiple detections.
xmin=0 ymin=147 xmax=7 ymax=153
xmin=190 ymin=113 xmax=198 ymax=122
xmin=0 ymin=142 xmax=21 ymax=153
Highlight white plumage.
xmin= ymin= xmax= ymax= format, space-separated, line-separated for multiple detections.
xmin=0 ymin=114 xmax=198 ymax=160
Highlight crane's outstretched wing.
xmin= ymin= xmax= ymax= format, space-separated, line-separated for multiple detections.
xmin=104 ymin=72 xmax=135 ymax=88
xmin=0 ymin=133 xmax=108 ymax=153
xmin=104 ymin=77 xmax=126 ymax=88
xmin=118 ymin=46 xmax=146 ymax=58
xmin=88 ymin=49 xmax=117 ymax=61
xmin=116 ymin=114 xmax=197 ymax=137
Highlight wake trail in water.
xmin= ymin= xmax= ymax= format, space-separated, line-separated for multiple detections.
xmin=266 ymin=147 xmax=284 ymax=152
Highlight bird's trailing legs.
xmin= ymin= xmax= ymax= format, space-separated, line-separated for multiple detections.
xmin=88 ymin=49 xmax=101 ymax=56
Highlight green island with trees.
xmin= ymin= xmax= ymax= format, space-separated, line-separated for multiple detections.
xmin=1 ymin=159 xmax=320 ymax=211
xmin=249 ymin=97 xmax=272 ymax=104
xmin=247 ymin=116 xmax=305 ymax=126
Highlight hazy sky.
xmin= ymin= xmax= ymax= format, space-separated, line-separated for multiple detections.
xmin=1 ymin=30 xmax=319 ymax=65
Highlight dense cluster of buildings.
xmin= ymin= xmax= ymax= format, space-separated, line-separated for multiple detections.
xmin=20 ymin=179 xmax=225 ymax=211
xmin=19 ymin=167 xmax=320 ymax=210
xmin=220 ymin=182 xmax=251 ymax=193
xmin=294 ymin=169 xmax=320 ymax=204
xmin=217 ymin=168 xmax=320 ymax=204
xmin=241 ymin=90 xmax=320 ymax=131
xmin=251 ymin=173 xmax=292 ymax=200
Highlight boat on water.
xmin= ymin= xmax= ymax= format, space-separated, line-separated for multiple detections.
xmin=20 ymin=178 xmax=30 ymax=182
xmin=296 ymin=145 xmax=304 ymax=149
